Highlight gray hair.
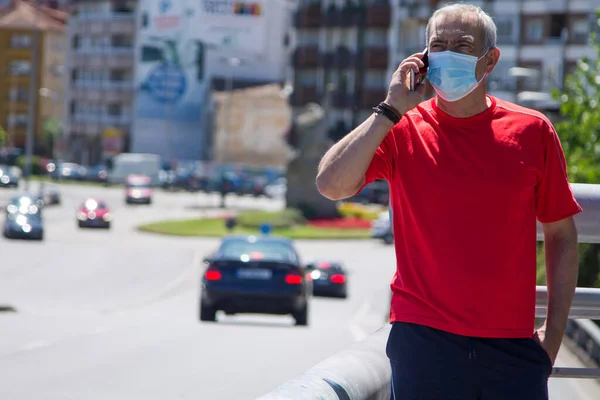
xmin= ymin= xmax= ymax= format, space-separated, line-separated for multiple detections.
xmin=425 ymin=3 xmax=497 ymax=51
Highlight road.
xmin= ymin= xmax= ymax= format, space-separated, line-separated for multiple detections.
xmin=0 ymin=183 xmax=598 ymax=399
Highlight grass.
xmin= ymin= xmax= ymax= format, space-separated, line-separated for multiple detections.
xmin=137 ymin=217 xmax=371 ymax=240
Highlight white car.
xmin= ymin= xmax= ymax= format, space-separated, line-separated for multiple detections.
xmin=371 ymin=209 xmax=393 ymax=244
xmin=264 ymin=178 xmax=287 ymax=199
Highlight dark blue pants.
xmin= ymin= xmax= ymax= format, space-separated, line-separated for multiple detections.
xmin=386 ymin=322 xmax=553 ymax=400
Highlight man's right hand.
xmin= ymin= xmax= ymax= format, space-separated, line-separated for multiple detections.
xmin=384 ymin=52 xmax=427 ymax=116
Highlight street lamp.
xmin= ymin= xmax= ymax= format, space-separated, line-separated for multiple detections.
xmin=220 ymin=56 xmax=246 ymax=164
xmin=39 ymin=87 xmax=61 ymax=159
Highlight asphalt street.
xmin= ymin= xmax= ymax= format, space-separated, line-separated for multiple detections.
xmin=0 ymin=182 xmax=598 ymax=399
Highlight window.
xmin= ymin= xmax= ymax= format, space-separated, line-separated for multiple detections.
xmin=11 ymin=34 xmax=31 ymax=48
xmin=297 ymin=29 xmax=320 ymax=46
xmin=524 ymin=18 xmax=544 ymax=42
xmin=365 ymin=29 xmax=388 ymax=47
xmin=495 ymin=17 xmax=516 ymax=45
xmin=9 ymin=87 xmax=28 ymax=101
xmin=364 ymin=70 xmax=386 ymax=89
xmin=571 ymin=18 xmax=589 ymax=44
xmin=8 ymin=114 xmax=28 ymax=128
xmin=296 ymin=70 xmax=317 ymax=86
xmin=549 ymin=14 xmax=567 ymax=40
xmin=141 ymin=45 xmax=163 ymax=62
xmin=9 ymin=60 xmax=31 ymax=75
xmin=218 ymin=239 xmax=297 ymax=264
xmin=107 ymin=103 xmax=122 ymax=116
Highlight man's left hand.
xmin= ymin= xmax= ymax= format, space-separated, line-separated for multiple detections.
xmin=534 ymin=327 xmax=559 ymax=365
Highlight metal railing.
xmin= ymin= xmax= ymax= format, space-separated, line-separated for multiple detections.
xmin=259 ymin=183 xmax=600 ymax=399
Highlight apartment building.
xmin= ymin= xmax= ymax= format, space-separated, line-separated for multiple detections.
xmin=290 ymin=0 xmax=396 ymax=141
xmin=64 ymin=0 xmax=136 ymax=165
xmin=0 ymin=0 xmax=66 ymax=152
xmin=291 ymin=0 xmax=600 ymax=138
xmin=66 ymin=0 xmax=293 ymax=164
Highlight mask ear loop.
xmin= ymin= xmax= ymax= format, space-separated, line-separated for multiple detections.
xmin=475 ymin=48 xmax=492 ymax=84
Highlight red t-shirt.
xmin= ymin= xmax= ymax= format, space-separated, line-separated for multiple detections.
xmin=363 ymin=96 xmax=582 ymax=338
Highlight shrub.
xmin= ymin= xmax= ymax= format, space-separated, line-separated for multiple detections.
xmin=237 ymin=208 xmax=304 ymax=230
xmin=16 ymin=155 xmax=44 ymax=176
xmin=337 ymin=202 xmax=383 ymax=221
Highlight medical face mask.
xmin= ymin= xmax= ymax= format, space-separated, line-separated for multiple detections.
xmin=426 ymin=50 xmax=488 ymax=102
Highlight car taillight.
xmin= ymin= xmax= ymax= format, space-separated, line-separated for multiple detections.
xmin=205 ymin=270 xmax=222 ymax=281
xmin=330 ymin=274 xmax=346 ymax=284
xmin=285 ymin=274 xmax=303 ymax=284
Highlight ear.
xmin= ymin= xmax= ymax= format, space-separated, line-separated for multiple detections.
xmin=485 ymin=47 xmax=500 ymax=74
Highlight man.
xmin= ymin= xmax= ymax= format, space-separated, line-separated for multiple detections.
xmin=316 ymin=3 xmax=582 ymax=400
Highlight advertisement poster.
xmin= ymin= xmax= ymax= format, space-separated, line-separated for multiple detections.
xmin=133 ymin=0 xmax=268 ymax=159
xmin=134 ymin=0 xmax=267 ymax=122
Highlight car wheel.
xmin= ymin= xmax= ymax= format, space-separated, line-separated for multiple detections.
xmin=199 ymin=302 xmax=217 ymax=322
xmin=338 ymin=291 xmax=348 ymax=299
xmin=383 ymin=232 xmax=394 ymax=245
xmin=105 ymin=222 xmax=111 ymax=229
xmin=293 ymin=304 xmax=308 ymax=326
xmin=78 ymin=221 xmax=85 ymax=228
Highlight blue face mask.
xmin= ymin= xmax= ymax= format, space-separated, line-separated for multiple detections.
xmin=426 ymin=50 xmax=488 ymax=102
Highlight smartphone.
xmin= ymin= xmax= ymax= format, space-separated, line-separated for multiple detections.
xmin=410 ymin=48 xmax=429 ymax=91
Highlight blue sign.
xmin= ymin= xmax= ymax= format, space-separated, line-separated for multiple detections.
xmin=145 ymin=63 xmax=187 ymax=104
xmin=259 ymin=223 xmax=272 ymax=235
xmin=160 ymin=0 xmax=171 ymax=13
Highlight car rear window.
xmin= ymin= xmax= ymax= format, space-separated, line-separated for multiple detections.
xmin=219 ymin=240 xmax=297 ymax=263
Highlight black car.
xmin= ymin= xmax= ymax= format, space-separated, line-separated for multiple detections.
xmin=306 ymin=261 xmax=348 ymax=298
xmin=3 ymin=212 xmax=44 ymax=240
xmin=199 ymin=235 xmax=311 ymax=326
xmin=6 ymin=194 xmax=44 ymax=217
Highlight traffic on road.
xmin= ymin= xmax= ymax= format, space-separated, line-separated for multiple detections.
xmin=0 ymin=178 xmax=597 ymax=400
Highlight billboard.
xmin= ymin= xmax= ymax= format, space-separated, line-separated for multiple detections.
xmin=133 ymin=0 xmax=269 ymax=160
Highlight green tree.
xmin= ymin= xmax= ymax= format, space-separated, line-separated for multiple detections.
xmin=544 ymin=9 xmax=600 ymax=289
xmin=0 ymin=125 xmax=7 ymax=148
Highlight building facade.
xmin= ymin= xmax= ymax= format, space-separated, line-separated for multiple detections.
xmin=65 ymin=0 xmax=294 ymax=165
xmin=290 ymin=0 xmax=600 ymax=140
xmin=0 ymin=0 xmax=66 ymax=154
xmin=131 ymin=0 xmax=294 ymax=163
xmin=64 ymin=0 xmax=135 ymax=165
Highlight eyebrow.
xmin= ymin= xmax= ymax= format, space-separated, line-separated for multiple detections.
xmin=430 ymin=35 xmax=476 ymax=44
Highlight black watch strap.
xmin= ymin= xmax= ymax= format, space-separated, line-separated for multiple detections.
xmin=372 ymin=102 xmax=401 ymax=125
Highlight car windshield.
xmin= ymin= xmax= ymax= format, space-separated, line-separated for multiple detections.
xmin=83 ymin=199 xmax=107 ymax=210
xmin=219 ymin=239 xmax=297 ymax=263
xmin=126 ymin=182 xmax=150 ymax=188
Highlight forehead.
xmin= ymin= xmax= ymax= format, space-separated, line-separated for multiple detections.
xmin=429 ymin=12 xmax=482 ymax=44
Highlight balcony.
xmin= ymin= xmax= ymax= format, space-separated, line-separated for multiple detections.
xmin=70 ymin=52 xmax=134 ymax=69
xmin=359 ymin=88 xmax=387 ymax=109
xmin=325 ymin=5 xmax=340 ymax=27
xmin=290 ymin=86 xmax=319 ymax=107
xmin=294 ymin=4 xmax=323 ymax=28
xmin=320 ymin=52 xmax=335 ymax=68
xmin=293 ymin=46 xmax=320 ymax=68
xmin=75 ymin=46 xmax=134 ymax=55
xmin=363 ymin=47 xmax=389 ymax=69
xmin=366 ymin=2 xmax=391 ymax=28
xmin=332 ymin=91 xmax=352 ymax=108
xmin=340 ymin=4 xmax=363 ymax=27
xmin=72 ymin=113 xmax=132 ymax=126
xmin=334 ymin=47 xmax=355 ymax=69
xmin=73 ymin=80 xmax=134 ymax=90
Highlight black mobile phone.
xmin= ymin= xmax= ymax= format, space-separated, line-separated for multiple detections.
xmin=410 ymin=48 xmax=429 ymax=91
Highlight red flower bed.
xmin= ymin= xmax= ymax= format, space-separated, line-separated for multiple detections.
xmin=307 ymin=217 xmax=371 ymax=229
